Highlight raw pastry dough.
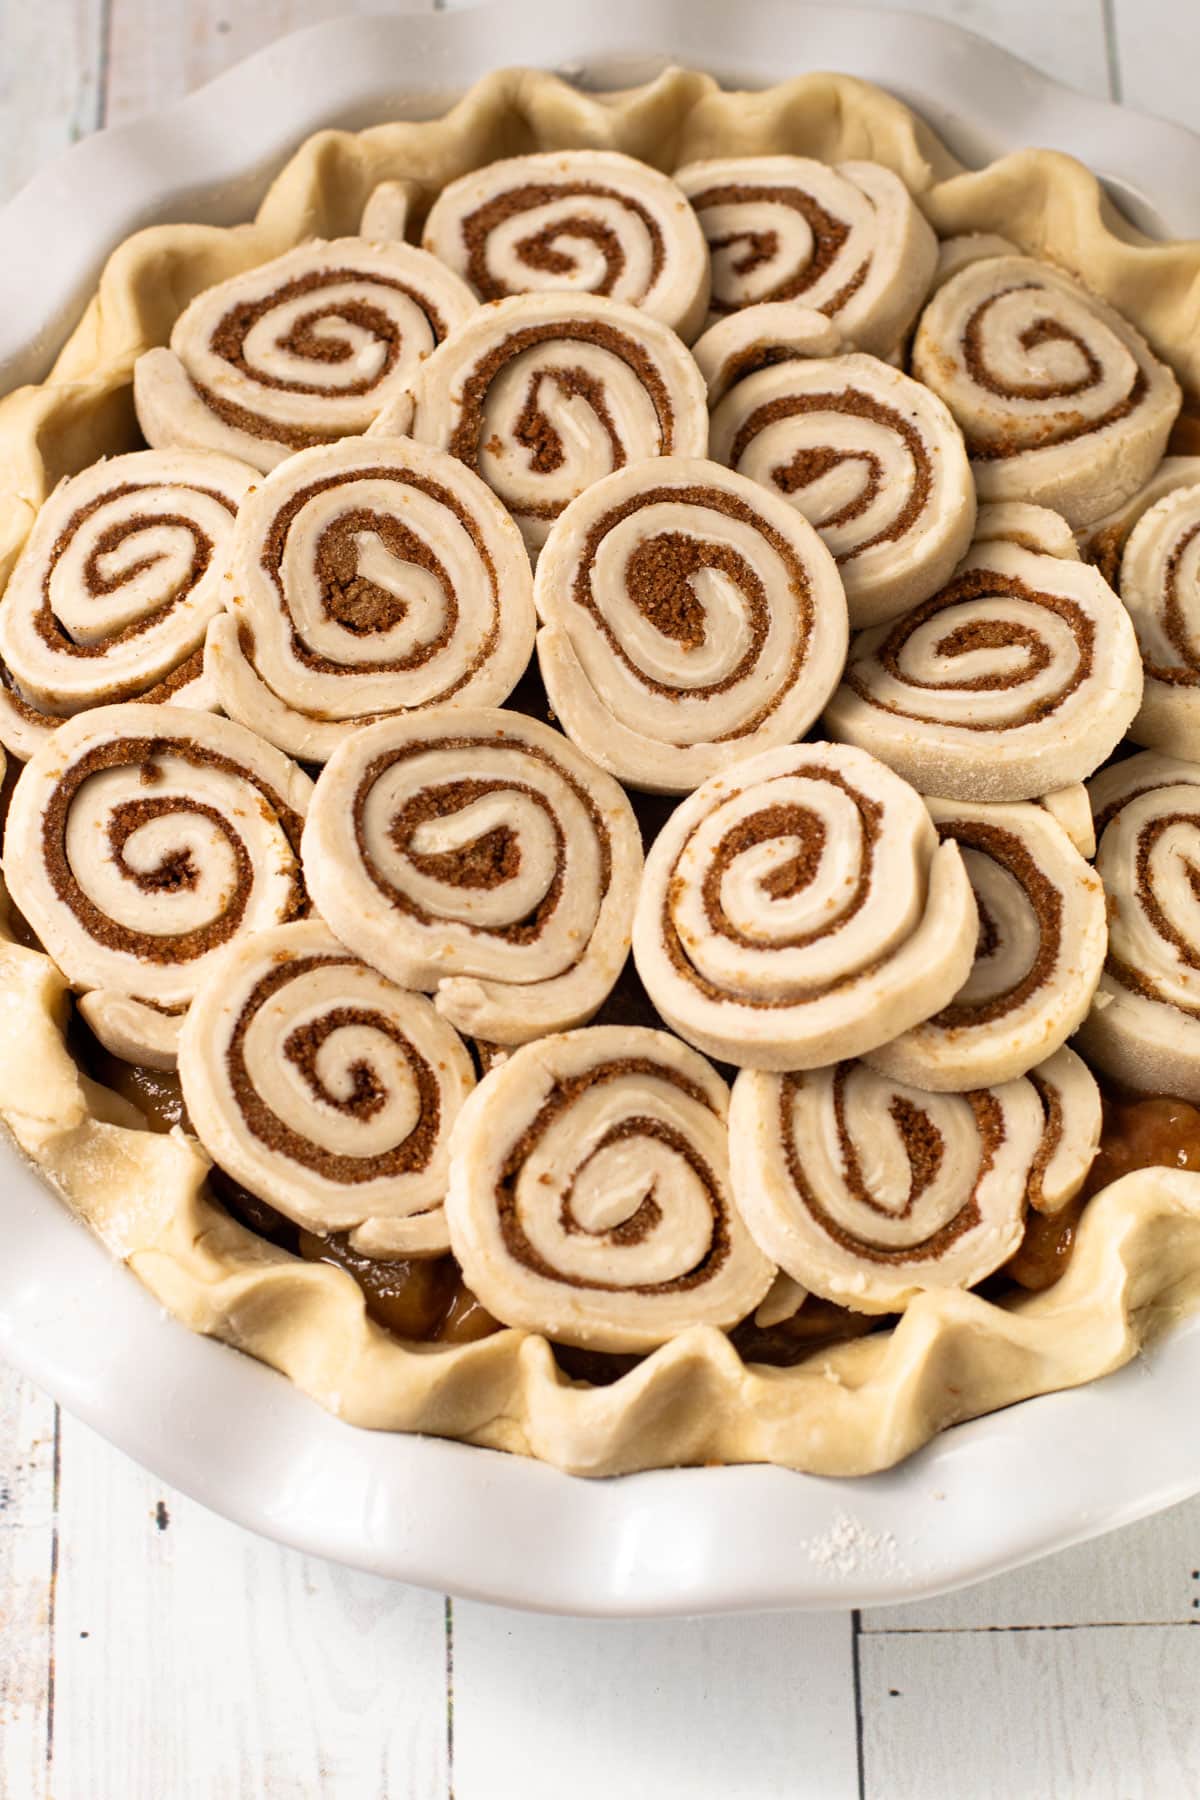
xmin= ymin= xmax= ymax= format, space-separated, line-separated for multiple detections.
xmin=709 ymin=351 xmax=975 ymax=626
xmin=533 ymin=455 xmax=848 ymax=792
xmin=301 ymin=706 xmax=642 ymax=1044
xmin=206 ymin=436 xmax=535 ymax=760
xmin=445 ymin=1025 xmax=774 ymax=1351
xmin=866 ymin=797 xmax=1106 ymax=1089
xmin=633 ymin=739 xmax=978 ymax=1068
xmin=178 ymin=919 xmax=475 ymax=1257
xmin=409 ymin=291 xmax=709 ymax=553
xmin=134 ymin=238 xmax=478 ymax=472
xmin=422 ymin=150 xmax=711 ymax=341
xmin=825 ymin=540 xmax=1144 ymax=801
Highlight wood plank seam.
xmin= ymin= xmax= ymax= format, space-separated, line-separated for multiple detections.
xmin=851 ymin=1607 xmax=865 ymax=1800
xmin=43 ymin=1405 xmax=60 ymax=1796
xmin=446 ymin=1594 xmax=456 ymax=1800
xmin=864 ymin=1620 xmax=1200 ymax=1634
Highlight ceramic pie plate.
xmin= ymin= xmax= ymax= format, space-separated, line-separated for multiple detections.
xmin=3 ymin=0 xmax=1200 ymax=1617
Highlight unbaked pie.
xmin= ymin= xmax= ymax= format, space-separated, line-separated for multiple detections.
xmin=3 ymin=66 xmax=1200 ymax=1478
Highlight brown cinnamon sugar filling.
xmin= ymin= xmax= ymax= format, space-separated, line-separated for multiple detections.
xmin=570 ymin=483 xmax=811 ymax=724
xmin=688 ymin=182 xmax=867 ymax=315
xmin=225 ymin=952 xmax=442 ymax=1183
xmin=727 ymin=388 xmax=932 ymax=557
xmin=844 ymin=568 xmax=1094 ymax=729
xmin=459 ymin=182 xmax=665 ymax=302
xmin=779 ymin=1069 xmax=1003 ymax=1263
xmin=495 ymin=1055 xmax=731 ymax=1293
xmin=258 ymin=467 xmax=500 ymax=690
xmin=39 ymin=734 xmax=306 ymax=965
xmin=1105 ymin=807 xmax=1200 ymax=1013
xmin=210 ymin=268 xmax=445 ymax=395
xmin=929 ymin=819 xmax=1062 ymax=1028
xmin=961 ymin=285 xmax=1150 ymax=456
xmin=38 ymin=483 xmax=236 ymax=659
xmin=660 ymin=766 xmax=886 ymax=1007
xmin=352 ymin=735 xmax=610 ymax=947
xmin=446 ymin=320 xmax=676 ymax=504
xmin=1143 ymin=519 xmax=1200 ymax=685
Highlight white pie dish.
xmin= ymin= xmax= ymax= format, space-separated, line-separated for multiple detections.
xmin=3 ymin=0 xmax=1200 ymax=1616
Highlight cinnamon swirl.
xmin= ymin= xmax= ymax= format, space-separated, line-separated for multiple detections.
xmin=445 ymin=1025 xmax=774 ymax=1350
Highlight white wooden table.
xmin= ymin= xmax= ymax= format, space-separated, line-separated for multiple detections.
xmin=2 ymin=4 xmax=1200 ymax=1795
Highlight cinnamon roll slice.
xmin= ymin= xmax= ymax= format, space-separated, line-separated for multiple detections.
xmin=1078 ymin=456 xmax=1200 ymax=585
xmin=178 ymin=920 xmax=475 ymax=1257
xmin=422 ymin=150 xmax=711 ymax=341
xmin=674 ymin=156 xmax=937 ymax=356
xmin=911 ymin=255 xmax=1181 ymax=528
xmin=729 ymin=1049 xmax=1098 ymax=1311
xmin=690 ymin=303 xmax=843 ymax=406
xmin=0 ymin=449 xmax=255 ymax=760
xmin=866 ymin=797 xmax=1106 ymax=1089
xmin=825 ymin=541 xmax=1143 ymax=802
xmin=1118 ymin=481 xmax=1200 ymax=759
xmin=971 ymin=501 xmax=1081 ymax=562
xmin=301 ymin=707 xmax=642 ymax=1045
xmin=632 ymin=739 xmax=978 ymax=1069
xmin=205 ymin=438 xmax=535 ymax=761
xmin=1024 ymin=1045 xmax=1102 ymax=1217
xmin=408 ymin=292 xmax=709 ymax=554
xmin=134 ymin=239 xmax=478 ymax=472
xmin=445 ymin=1025 xmax=774 ymax=1350
xmin=709 ymin=352 xmax=976 ymax=627
xmin=1038 ymin=785 xmax=1095 ymax=859
xmin=1 ymin=705 xmax=311 ymax=1067
xmin=1077 ymin=752 xmax=1200 ymax=1101
xmin=533 ymin=456 xmax=848 ymax=794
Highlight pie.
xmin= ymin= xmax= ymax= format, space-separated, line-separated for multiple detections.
xmin=3 ymin=65 xmax=1200 ymax=1479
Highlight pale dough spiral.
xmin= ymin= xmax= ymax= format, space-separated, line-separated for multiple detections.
xmin=632 ymin=739 xmax=978 ymax=1069
xmin=1118 ymin=481 xmax=1200 ymax=759
xmin=0 ymin=449 xmax=255 ymax=760
xmin=205 ymin=438 xmax=536 ymax=761
xmin=533 ymin=455 xmax=848 ymax=793
xmin=178 ymin=919 xmax=475 ymax=1257
xmin=134 ymin=238 xmax=478 ymax=472
xmin=911 ymin=255 xmax=1181 ymax=528
xmin=408 ymin=292 xmax=709 ymax=554
xmin=1 ymin=704 xmax=311 ymax=1067
xmin=675 ymin=156 xmax=937 ymax=356
xmin=301 ymin=706 xmax=642 ymax=1045
xmin=866 ymin=796 xmax=1106 ymax=1089
xmin=688 ymin=302 xmax=843 ymax=405
xmin=422 ymin=149 xmax=711 ymax=341
xmin=709 ymin=351 xmax=976 ymax=627
xmin=729 ymin=1047 xmax=1099 ymax=1312
xmin=445 ymin=1025 xmax=774 ymax=1351
xmin=824 ymin=540 xmax=1143 ymax=802
xmin=1077 ymin=751 xmax=1200 ymax=1102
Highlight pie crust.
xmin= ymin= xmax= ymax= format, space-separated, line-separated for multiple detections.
xmin=3 ymin=64 xmax=1200 ymax=1478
